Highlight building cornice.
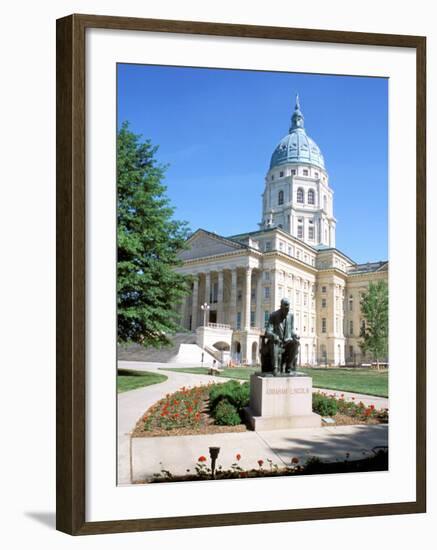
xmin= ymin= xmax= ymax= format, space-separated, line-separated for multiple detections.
xmin=178 ymin=248 xmax=262 ymax=268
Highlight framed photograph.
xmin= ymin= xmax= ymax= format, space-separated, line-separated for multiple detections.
xmin=56 ymin=14 xmax=426 ymax=535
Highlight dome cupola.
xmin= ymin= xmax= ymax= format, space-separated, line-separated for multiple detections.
xmin=269 ymin=95 xmax=325 ymax=170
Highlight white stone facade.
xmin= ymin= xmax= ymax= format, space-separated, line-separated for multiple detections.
xmin=261 ymin=163 xmax=336 ymax=248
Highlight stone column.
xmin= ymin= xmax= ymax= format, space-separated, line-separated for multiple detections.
xmin=244 ymin=267 xmax=252 ymax=331
xmin=256 ymin=270 xmax=263 ymax=329
xmin=191 ymin=276 xmax=198 ymax=330
xmin=230 ymin=268 xmax=237 ymax=328
xmin=180 ymin=294 xmax=188 ymax=329
xmin=271 ymin=269 xmax=277 ymax=311
xmin=204 ymin=271 xmax=211 ymax=325
xmin=217 ymin=270 xmax=224 ymax=324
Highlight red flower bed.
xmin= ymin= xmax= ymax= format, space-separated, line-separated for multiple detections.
xmin=142 ymin=385 xmax=211 ymax=431
xmin=314 ymin=391 xmax=389 ymax=424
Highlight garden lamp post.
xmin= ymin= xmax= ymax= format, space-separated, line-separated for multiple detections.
xmin=201 ymin=302 xmax=210 ymax=326
xmin=209 ymin=446 xmax=220 ymax=479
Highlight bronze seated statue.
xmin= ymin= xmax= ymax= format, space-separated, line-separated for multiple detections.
xmin=259 ymin=297 xmax=300 ymax=376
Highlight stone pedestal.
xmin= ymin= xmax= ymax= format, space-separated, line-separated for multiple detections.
xmin=244 ymin=374 xmax=321 ymax=431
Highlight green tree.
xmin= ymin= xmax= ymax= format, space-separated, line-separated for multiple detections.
xmin=117 ymin=122 xmax=191 ymax=347
xmin=359 ymin=281 xmax=389 ymax=369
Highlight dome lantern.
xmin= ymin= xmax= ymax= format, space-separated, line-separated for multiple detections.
xmin=289 ymin=94 xmax=304 ymax=131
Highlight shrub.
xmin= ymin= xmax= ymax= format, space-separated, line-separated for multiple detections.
xmin=312 ymin=392 xmax=338 ymax=416
xmin=209 ymin=381 xmax=250 ymax=415
xmin=213 ymin=399 xmax=241 ymax=426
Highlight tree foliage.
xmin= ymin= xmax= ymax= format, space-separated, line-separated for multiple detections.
xmin=359 ymin=281 xmax=388 ymax=366
xmin=117 ymin=122 xmax=191 ymax=347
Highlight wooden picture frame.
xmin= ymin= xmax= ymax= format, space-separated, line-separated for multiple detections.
xmin=56 ymin=13 xmax=426 ymax=535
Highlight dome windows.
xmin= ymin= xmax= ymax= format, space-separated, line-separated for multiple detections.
xmin=278 ymin=190 xmax=284 ymax=205
xmin=308 ymin=189 xmax=315 ymax=205
xmin=297 ymin=188 xmax=304 ymax=203
xmin=297 ymin=217 xmax=304 ymax=239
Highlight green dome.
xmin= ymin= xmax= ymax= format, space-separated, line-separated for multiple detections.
xmin=270 ymin=96 xmax=325 ymax=170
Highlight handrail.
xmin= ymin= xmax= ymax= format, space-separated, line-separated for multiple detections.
xmin=206 ymin=322 xmax=231 ymax=329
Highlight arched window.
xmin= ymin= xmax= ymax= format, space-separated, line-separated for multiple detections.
xmin=308 ymin=189 xmax=315 ymax=205
xmin=297 ymin=188 xmax=304 ymax=203
xmin=278 ymin=190 xmax=284 ymax=205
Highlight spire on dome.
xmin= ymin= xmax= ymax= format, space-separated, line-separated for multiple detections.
xmin=289 ymin=93 xmax=305 ymax=132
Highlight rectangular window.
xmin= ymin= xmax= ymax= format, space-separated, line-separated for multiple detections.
xmin=303 ymin=169 xmax=309 ymax=176
xmin=265 ymin=241 xmax=271 ymax=251
xmin=304 ymin=293 xmax=308 ymax=306
xmin=296 ymin=249 xmax=301 ymax=259
xmin=321 ymin=298 xmax=326 ymax=308
xmin=279 ymin=241 xmax=284 ymax=251
xmin=291 ymin=169 xmax=296 ymax=175
xmin=211 ymin=282 xmax=218 ymax=303
xmin=279 ymin=171 xmax=284 ymax=177
xmin=297 ymin=226 xmax=303 ymax=238
xmin=236 ymin=312 xmax=241 ymax=329
xmin=250 ymin=310 xmax=255 ymax=327
xmin=296 ymin=291 xmax=301 ymax=305
xmin=237 ymin=289 xmax=242 ymax=301
xmin=264 ymin=271 xmax=270 ymax=281
xmin=264 ymin=286 xmax=270 ymax=299
xmin=322 ymin=318 xmax=327 ymax=333
xmin=264 ymin=311 xmax=269 ymax=325
xmin=349 ymin=320 xmax=354 ymax=336
xmin=322 ymin=286 xmax=326 ymax=293
xmin=349 ymin=300 xmax=353 ymax=311
xmin=308 ymin=226 xmax=314 ymax=240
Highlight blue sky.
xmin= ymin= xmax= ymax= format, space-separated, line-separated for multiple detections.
xmin=117 ymin=64 xmax=388 ymax=264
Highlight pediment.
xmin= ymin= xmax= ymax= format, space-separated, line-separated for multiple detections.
xmin=178 ymin=230 xmax=244 ymax=261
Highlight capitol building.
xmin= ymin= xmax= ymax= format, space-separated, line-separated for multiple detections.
xmin=175 ymin=97 xmax=388 ymax=366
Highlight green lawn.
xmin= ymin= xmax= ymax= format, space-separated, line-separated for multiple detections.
xmin=299 ymin=368 xmax=388 ymax=397
xmin=117 ymin=369 xmax=168 ymax=393
xmin=159 ymin=366 xmax=388 ymax=397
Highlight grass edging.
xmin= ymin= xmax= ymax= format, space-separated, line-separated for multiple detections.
xmin=117 ymin=369 xmax=168 ymax=393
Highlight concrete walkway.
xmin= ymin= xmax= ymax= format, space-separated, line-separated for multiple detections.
xmin=130 ymin=424 xmax=388 ymax=484
xmin=117 ymin=361 xmax=235 ymax=483
xmin=117 ymin=361 xmax=389 ymax=484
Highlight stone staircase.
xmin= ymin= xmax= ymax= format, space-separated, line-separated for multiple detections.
xmin=117 ymin=333 xmax=216 ymax=365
